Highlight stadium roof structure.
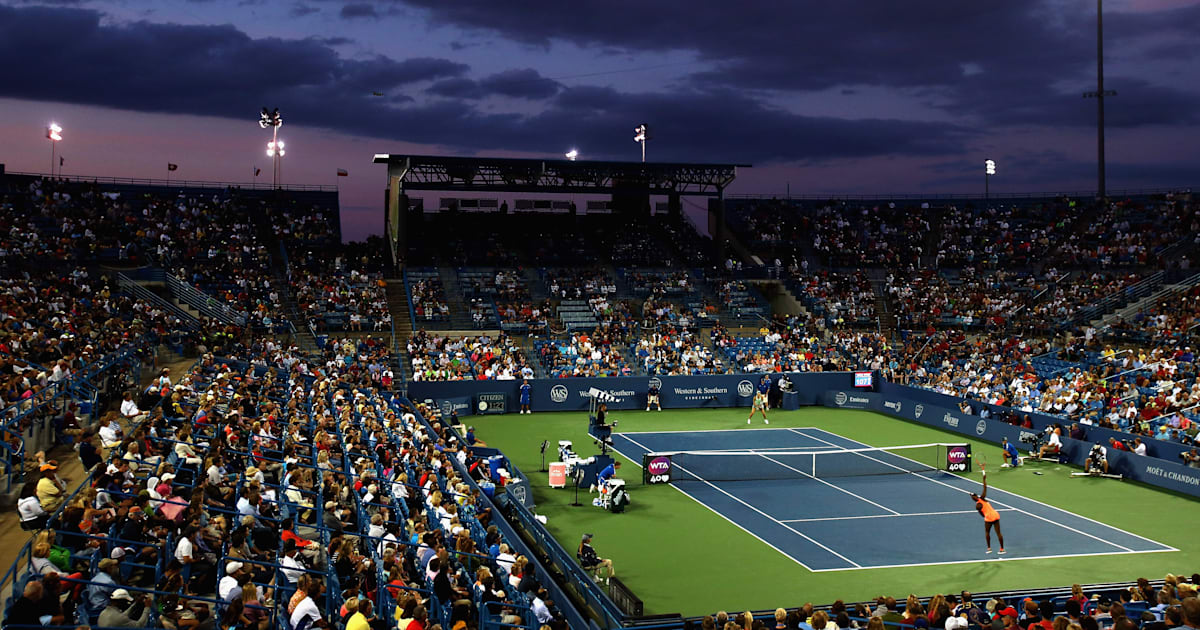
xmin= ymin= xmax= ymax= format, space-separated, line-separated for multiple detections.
xmin=372 ymin=153 xmax=748 ymax=196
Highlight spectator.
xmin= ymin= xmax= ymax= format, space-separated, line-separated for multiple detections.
xmin=98 ymin=588 xmax=151 ymax=628
xmin=35 ymin=461 xmax=67 ymax=513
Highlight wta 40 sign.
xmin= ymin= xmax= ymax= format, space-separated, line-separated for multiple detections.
xmin=644 ymin=455 xmax=672 ymax=484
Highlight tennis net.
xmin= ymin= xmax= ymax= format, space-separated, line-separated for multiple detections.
xmin=644 ymin=443 xmax=969 ymax=483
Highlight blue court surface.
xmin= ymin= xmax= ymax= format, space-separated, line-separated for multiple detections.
xmin=611 ymin=427 xmax=1175 ymax=571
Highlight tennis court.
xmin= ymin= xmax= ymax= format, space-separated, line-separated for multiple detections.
xmin=611 ymin=427 xmax=1176 ymax=571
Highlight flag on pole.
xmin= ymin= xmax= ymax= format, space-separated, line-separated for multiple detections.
xmin=254 ymin=167 xmax=261 ymax=176
xmin=59 ymin=156 xmax=64 ymax=167
xmin=336 ymin=168 xmax=349 ymax=177
xmin=167 ymin=163 xmax=178 ymax=171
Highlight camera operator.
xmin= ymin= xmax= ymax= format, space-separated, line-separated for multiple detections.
xmin=1038 ymin=425 xmax=1062 ymax=459
xmin=1180 ymin=448 xmax=1200 ymax=469
xmin=1087 ymin=443 xmax=1109 ymax=475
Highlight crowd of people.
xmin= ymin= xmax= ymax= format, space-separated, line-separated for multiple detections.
xmin=406 ymin=330 xmax=535 ymax=382
xmin=7 ymin=332 xmax=565 ymax=630
xmin=544 ymin=269 xmax=616 ymax=300
xmin=292 ymin=268 xmax=391 ymax=332
xmin=535 ymin=331 xmax=633 ymax=378
xmin=694 ymin=582 xmax=1200 ymax=630
xmin=791 ymin=271 xmax=877 ymax=329
xmin=408 ymin=275 xmax=451 ymax=323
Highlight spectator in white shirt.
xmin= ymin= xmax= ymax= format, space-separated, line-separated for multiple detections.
xmin=531 ymin=588 xmax=553 ymax=624
xmin=280 ymin=542 xmax=305 ymax=584
xmin=218 ymin=561 xmax=245 ymax=602
xmin=289 ymin=582 xmax=323 ymax=629
xmin=99 ymin=415 xmax=124 ymax=450
xmin=119 ymin=393 xmax=146 ymax=423
xmin=1132 ymin=438 xmax=1148 ymax=456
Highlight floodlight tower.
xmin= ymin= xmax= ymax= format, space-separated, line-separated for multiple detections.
xmin=1083 ymin=0 xmax=1116 ymax=200
xmin=46 ymin=123 xmax=63 ymax=176
xmin=565 ymin=149 xmax=578 ymax=161
xmin=985 ymin=159 xmax=996 ymax=200
xmin=634 ymin=124 xmax=648 ymax=163
xmin=259 ymin=107 xmax=284 ymax=187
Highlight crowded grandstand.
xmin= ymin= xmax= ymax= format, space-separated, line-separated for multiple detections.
xmin=0 ymin=163 xmax=1197 ymax=630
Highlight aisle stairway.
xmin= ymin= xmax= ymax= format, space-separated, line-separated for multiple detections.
xmin=385 ymin=279 xmax=414 ymax=381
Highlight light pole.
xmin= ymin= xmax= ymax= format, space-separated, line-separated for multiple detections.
xmin=259 ymin=107 xmax=283 ymax=187
xmin=565 ymin=149 xmax=578 ymax=161
xmin=1083 ymin=0 xmax=1116 ymax=200
xmin=985 ymin=159 xmax=996 ymax=200
xmin=633 ymin=124 xmax=648 ymax=163
xmin=46 ymin=123 xmax=62 ymax=177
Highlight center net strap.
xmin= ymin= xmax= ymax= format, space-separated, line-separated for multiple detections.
xmin=653 ymin=443 xmax=962 ymax=483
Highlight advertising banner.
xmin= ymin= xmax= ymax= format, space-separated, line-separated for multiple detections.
xmin=408 ymin=372 xmax=861 ymax=412
xmin=476 ymin=392 xmax=507 ymax=415
xmin=437 ymin=396 xmax=473 ymax=417
xmin=866 ymin=388 xmax=1200 ymax=498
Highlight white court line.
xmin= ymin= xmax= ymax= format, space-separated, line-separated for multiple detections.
xmin=618 ymin=427 xmax=820 ymax=435
xmin=666 ymin=445 xmax=832 ymax=453
xmin=608 ymin=434 xmax=818 ymax=571
xmin=781 ymin=508 xmax=1017 ymax=523
xmin=749 ymin=450 xmax=901 ymax=516
xmin=616 ymin=433 xmax=862 ymax=569
xmin=802 ymin=426 xmax=1178 ymax=552
xmin=791 ymin=428 xmax=1159 ymax=554
xmin=810 ymin=547 xmax=1177 ymax=573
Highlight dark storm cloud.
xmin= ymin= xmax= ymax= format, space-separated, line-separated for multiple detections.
xmin=387 ymin=0 xmax=1200 ymax=129
xmin=479 ymin=69 xmax=561 ymax=99
xmin=427 ymin=68 xmax=561 ymax=100
xmin=0 ymin=4 xmax=969 ymax=164
xmin=390 ymin=1 xmax=1089 ymax=89
xmin=340 ymin=3 xmax=377 ymax=18
xmin=0 ymin=5 xmax=463 ymax=111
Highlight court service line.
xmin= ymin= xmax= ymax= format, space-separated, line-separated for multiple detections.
xmin=809 ymin=547 xmax=1177 ymax=573
xmin=609 ymin=434 xmax=819 ymax=572
xmin=790 ymin=428 xmax=1141 ymax=554
xmin=749 ymin=450 xmax=902 ymax=516
xmin=795 ymin=427 xmax=1177 ymax=552
xmin=618 ymin=427 xmax=820 ymax=435
xmin=780 ymin=508 xmax=1017 ymax=523
xmin=617 ymin=433 xmax=862 ymax=569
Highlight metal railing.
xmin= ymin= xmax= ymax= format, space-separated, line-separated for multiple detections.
xmin=164 ymin=271 xmax=249 ymax=325
xmin=1069 ymin=271 xmax=1165 ymax=325
xmin=5 ymin=170 xmax=337 ymax=192
xmin=115 ymin=272 xmax=202 ymax=329
xmin=725 ymin=187 xmax=1192 ymax=202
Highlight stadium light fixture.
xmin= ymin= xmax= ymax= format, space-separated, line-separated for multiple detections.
xmin=984 ymin=159 xmax=996 ymax=199
xmin=258 ymin=107 xmax=284 ymax=188
xmin=633 ymin=124 xmax=648 ymax=163
xmin=267 ymin=140 xmax=286 ymax=187
xmin=565 ymin=149 xmax=578 ymax=161
xmin=46 ymin=123 xmax=63 ymax=177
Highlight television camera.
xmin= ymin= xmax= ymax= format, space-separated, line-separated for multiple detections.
xmin=1018 ymin=425 xmax=1054 ymax=451
xmin=1071 ymin=443 xmax=1123 ymax=480
xmin=1019 ymin=425 xmax=1065 ymax=462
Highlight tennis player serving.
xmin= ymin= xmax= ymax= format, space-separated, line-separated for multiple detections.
xmin=969 ymin=464 xmax=1005 ymax=554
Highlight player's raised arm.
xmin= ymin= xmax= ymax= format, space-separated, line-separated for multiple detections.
xmin=980 ymin=464 xmax=989 ymax=500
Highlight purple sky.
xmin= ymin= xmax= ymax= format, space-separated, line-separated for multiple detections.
xmin=1 ymin=0 xmax=1197 ymax=241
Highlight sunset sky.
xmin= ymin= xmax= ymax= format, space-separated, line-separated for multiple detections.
xmin=1 ymin=0 xmax=1197 ymax=240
